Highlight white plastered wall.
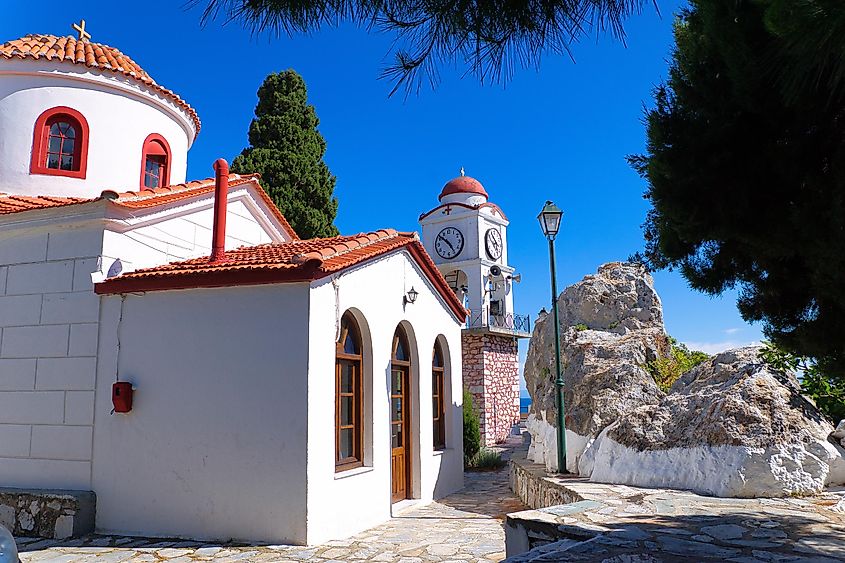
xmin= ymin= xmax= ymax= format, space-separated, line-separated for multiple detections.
xmin=92 ymin=284 xmax=310 ymax=543
xmin=0 ymin=189 xmax=288 ymax=492
xmin=101 ymin=189 xmax=283 ymax=274
xmin=305 ymin=251 xmax=464 ymax=545
xmin=0 ymin=205 xmax=106 ymax=490
xmin=0 ymin=60 xmax=194 ymax=198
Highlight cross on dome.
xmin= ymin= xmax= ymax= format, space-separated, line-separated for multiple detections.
xmin=72 ymin=19 xmax=91 ymax=41
xmin=460 ymin=166 xmax=465 ymax=176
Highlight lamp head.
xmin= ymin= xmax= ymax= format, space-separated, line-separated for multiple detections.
xmin=404 ymin=286 xmax=419 ymax=305
xmin=538 ymin=200 xmax=564 ymax=239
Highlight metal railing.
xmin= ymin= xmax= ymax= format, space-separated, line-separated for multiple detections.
xmin=466 ymin=309 xmax=531 ymax=337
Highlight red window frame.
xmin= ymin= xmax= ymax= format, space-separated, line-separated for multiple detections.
xmin=140 ymin=134 xmax=171 ymax=189
xmin=30 ymin=106 xmax=89 ymax=179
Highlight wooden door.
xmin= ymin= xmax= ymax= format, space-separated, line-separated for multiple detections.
xmin=390 ymin=366 xmax=411 ymax=502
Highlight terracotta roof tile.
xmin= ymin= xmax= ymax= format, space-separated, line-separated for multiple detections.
xmin=95 ymin=230 xmax=468 ymax=321
xmin=101 ymin=229 xmax=405 ymax=278
xmin=108 ymin=174 xmax=299 ymax=240
xmin=0 ymin=193 xmax=93 ymax=215
xmin=0 ymin=34 xmax=200 ymax=133
xmin=0 ymin=175 xmax=299 ymax=240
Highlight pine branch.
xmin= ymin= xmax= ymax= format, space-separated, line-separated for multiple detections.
xmin=191 ymin=0 xmax=656 ymax=95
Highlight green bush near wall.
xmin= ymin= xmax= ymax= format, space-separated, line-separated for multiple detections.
xmin=463 ymin=388 xmax=481 ymax=466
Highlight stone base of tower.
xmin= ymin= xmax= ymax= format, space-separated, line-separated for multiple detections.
xmin=462 ymin=331 xmax=520 ymax=447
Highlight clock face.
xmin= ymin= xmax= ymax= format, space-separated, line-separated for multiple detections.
xmin=485 ymin=228 xmax=503 ymax=260
xmin=435 ymin=227 xmax=464 ymax=259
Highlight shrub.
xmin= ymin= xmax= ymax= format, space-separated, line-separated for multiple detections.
xmin=462 ymin=388 xmax=481 ymax=466
xmin=759 ymin=341 xmax=845 ymax=422
xmin=468 ymin=448 xmax=506 ymax=470
xmin=574 ymin=323 xmax=588 ymax=331
xmin=647 ymin=338 xmax=709 ymax=392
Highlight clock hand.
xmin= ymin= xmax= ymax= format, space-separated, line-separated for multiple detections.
xmin=437 ymin=235 xmax=455 ymax=252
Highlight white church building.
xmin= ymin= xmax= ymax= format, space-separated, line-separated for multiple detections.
xmin=0 ymin=30 xmax=466 ymax=544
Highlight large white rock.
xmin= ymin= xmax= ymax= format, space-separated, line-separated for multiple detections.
xmin=586 ymin=347 xmax=845 ymax=497
xmin=523 ymin=262 xmax=669 ymax=472
xmin=833 ymin=420 xmax=845 ymax=446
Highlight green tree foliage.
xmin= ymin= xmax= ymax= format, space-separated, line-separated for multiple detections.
xmin=198 ymin=0 xmax=655 ymax=94
xmin=646 ymin=338 xmax=709 ymax=392
xmin=759 ymin=341 xmax=845 ymax=422
xmin=462 ymin=388 xmax=481 ymax=466
xmin=232 ymin=70 xmax=339 ymax=239
xmin=629 ymin=0 xmax=845 ymax=382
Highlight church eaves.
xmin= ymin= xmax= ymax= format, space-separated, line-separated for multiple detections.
xmin=0 ymin=174 xmax=299 ymax=241
xmin=94 ymin=229 xmax=468 ymax=322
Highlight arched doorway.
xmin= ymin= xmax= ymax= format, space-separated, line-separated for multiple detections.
xmin=390 ymin=326 xmax=412 ymax=503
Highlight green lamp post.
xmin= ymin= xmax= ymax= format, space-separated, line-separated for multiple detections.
xmin=538 ymin=200 xmax=568 ymax=474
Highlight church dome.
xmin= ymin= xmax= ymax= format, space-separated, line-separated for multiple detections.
xmin=0 ymin=34 xmax=200 ymax=132
xmin=0 ymin=29 xmax=198 ymax=198
xmin=438 ymin=175 xmax=488 ymax=201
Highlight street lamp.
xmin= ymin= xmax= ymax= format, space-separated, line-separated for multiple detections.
xmin=538 ymin=201 xmax=568 ymax=474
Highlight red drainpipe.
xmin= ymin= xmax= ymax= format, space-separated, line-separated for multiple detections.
xmin=210 ymin=158 xmax=229 ymax=262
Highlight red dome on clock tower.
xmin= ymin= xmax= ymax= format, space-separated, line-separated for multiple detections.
xmin=438 ymin=174 xmax=488 ymax=201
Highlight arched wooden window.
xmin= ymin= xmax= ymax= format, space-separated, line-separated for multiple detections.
xmin=140 ymin=134 xmax=171 ymax=189
xmin=432 ymin=342 xmax=446 ymax=450
xmin=336 ymin=312 xmax=363 ymax=471
xmin=391 ymin=326 xmax=412 ymax=502
xmin=30 ymin=107 xmax=89 ymax=179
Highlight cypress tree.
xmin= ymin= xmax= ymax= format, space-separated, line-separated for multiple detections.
xmin=232 ymin=70 xmax=339 ymax=239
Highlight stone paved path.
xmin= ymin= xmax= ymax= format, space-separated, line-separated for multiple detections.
xmin=507 ymin=467 xmax=845 ymax=562
xmin=17 ymin=455 xmax=526 ymax=562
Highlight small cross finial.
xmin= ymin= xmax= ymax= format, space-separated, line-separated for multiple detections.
xmin=460 ymin=166 xmax=465 ymax=177
xmin=72 ymin=19 xmax=91 ymax=41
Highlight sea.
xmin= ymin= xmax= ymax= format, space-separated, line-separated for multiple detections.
xmin=520 ymin=397 xmax=531 ymax=414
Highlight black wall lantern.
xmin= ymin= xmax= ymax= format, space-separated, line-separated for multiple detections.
xmin=404 ymin=286 xmax=419 ymax=305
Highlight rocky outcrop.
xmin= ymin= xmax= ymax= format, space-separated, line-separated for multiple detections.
xmin=523 ymin=261 xmax=845 ymax=497
xmin=524 ymin=262 xmax=669 ymax=472
xmin=583 ymin=347 xmax=845 ymax=497
xmin=834 ymin=420 xmax=845 ymax=448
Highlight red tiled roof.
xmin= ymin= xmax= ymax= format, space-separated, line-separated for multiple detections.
xmin=0 ymin=194 xmax=91 ymax=215
xmin=95 ymin=230 xmax=468 ymax=321
xmin=0 ymin=35 xmax=201 ymax=133
xmin=106 ymin=175 xmax=299 ymax=240
xmin=0 ymin=175 xmax=299 ymax=240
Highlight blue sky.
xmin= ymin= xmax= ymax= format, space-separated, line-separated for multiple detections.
xmin=5 ymin=1 xmax=763 ymax=390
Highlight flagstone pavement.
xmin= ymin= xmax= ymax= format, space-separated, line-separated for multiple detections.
xmin=16 ymin=457 xmax=526 ymax=563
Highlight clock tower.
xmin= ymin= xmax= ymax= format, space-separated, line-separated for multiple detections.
xmin=419 ymin=171 xmax=529 ymax=446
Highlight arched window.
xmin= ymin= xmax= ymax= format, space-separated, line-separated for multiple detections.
xmin=30 ymin=107 xmax=89 ymax=179
xmin=140 ymin=134 xmax=171 ymax=189
xmin=336 ymin=312 xmax=363 ymax=471
xmin=432 ymin=341 xmax=446 ymax=450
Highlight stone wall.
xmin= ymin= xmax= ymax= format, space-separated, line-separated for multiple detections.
xmin=0 ymin=488 xmax=95 ymax=539
xmin=462 ymin=331 xmax=520 ymax=446
xmin=509 ymin=453 xmax=583 ymax=509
